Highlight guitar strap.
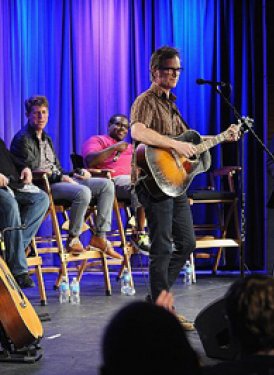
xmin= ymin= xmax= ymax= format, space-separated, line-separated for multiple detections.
xmin=151 ymin=90 xmax=190 ymax=131
xmin=168 ymin=99 xmax=190 ymax=130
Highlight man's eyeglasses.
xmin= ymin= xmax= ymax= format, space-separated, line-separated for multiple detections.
xmin=112 ymin=122 xmax=129 ymax=129
xmin=158 ymin=66 xmax=184 ymax=75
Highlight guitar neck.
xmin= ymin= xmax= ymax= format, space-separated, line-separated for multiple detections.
xmin=197 ymin=129 xmax=232 ymax=154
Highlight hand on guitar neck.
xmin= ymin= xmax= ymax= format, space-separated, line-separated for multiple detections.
xmin=172 ymin=123 xmax=240 ymax=159
xmin=223 ymin=123 xmax=241 ymax=142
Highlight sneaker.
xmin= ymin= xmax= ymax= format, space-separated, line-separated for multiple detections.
xmin=15 ymin=273 xmax=35 ymax=289
xmin=67 ymin=237 xmax=85 ymax=255
xmin=131 ymin=233 xmax=150 ymax=256
xmin=176 ymin=313 xmax=189 ymax=322
xmin=89 ymin=236 xmax=123 ymax=260
xmin=179 ymin=320 xmax=195 ymax=331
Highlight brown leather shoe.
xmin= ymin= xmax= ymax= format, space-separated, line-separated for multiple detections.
xmin=89 ymin=236 xmax=123 ymax=260
xmin=175 ymin=313 xmax=195 ymax=331
xmin=67 ymin=237 xmax=85 ymax=255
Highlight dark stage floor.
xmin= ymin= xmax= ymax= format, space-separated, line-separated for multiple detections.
xmin=0 ymin=271 xmax=243 ymax=375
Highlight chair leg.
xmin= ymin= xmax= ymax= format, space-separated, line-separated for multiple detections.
xmin=55 ymin=262 xmax=69 ymax=289
xmin=35 ymin=265 xmax=47 ymax=306
xmin=123 ymin=245 xmax=134 ymax=289
xmin=212 ymin=247 xmax=224 ymax=274
xmin=113 ymin=198 xmax=134 ymax=287
xmin=77 ymin=259 xmax=88 ymax=282
xmin=101 ymin=254 xmax=112 ymax=296
xmin=31 ymin=239 xmax=47 ymax=305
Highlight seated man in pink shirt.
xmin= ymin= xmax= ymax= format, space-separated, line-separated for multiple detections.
xmin=82 ymin=114 xmax=150 ymax=255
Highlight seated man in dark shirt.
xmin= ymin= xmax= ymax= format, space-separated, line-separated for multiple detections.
xmin=0 ymin=138 xmax=49 ymax=288
xmin=11 ymin=95 xmax=122 ymax=260
xmin=202 ymin=274 xmax=274 ymax=375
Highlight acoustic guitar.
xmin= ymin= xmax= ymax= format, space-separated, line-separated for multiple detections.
xmin=136 ymin=123 xmax=247 ymax=199
xmin=0 ymin=256 xmax=43 ymax=348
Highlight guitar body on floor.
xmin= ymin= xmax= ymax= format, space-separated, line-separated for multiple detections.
xmin=0 ymin=257 xmax=43 ymax=348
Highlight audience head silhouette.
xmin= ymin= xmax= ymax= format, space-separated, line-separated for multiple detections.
xmin=100 ymin=301 xmax=200 ymax=375
xmin=225 ymin=274 xmax=274 ymax=356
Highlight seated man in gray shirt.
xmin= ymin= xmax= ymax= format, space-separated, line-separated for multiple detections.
xmin=11 ymin=95 xmax=122 ymax=260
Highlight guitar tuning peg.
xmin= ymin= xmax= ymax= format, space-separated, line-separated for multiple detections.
xmin=239 ymin=116 xmax=253 ymax=133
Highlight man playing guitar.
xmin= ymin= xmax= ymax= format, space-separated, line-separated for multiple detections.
xmin=131 ymin=46 xmax=239 ymax=329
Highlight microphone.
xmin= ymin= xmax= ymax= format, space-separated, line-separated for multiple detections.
xmin=113 ymin=151 xmax=121 ymax=162
xmin=196 ymin=78 xmax=228 ymax=87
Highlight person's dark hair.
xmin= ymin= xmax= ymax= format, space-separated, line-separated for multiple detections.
xmin=101 ymin=301 xmax=200 ymax=375
xmin=225 ymin=274 xmax=274 ymax=355
xmin=25 ymin=95 xmax=49 ymax=115
xmin=150 ymin=46 xmax=180 ymax=81
xmin=108 ymin=114 xmax=128 ymax=127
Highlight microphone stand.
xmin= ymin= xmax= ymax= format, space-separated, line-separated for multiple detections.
xmin=214 ymin=85 xmax=274 ymax=277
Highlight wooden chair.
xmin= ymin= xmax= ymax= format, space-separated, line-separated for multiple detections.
xmin=188 ymin=166 xmax=242 ymax=275
xmin=33 ymin=172 xmax=122 ymax=296
xmin=70 ymin=153 xmax=135 ymax=289
xmin=0 ymin=225 xmax=47 ymax=306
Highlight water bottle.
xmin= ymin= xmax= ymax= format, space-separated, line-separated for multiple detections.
xmin=70 ymin=277 xmax=80 ymax=304
xmin=59 ymin=276 xmax=70 ymax=304
xmin=121 ymin=268 xmax=135 ymax=296
xmin=185 ymin=260 xmax=192 ymax=286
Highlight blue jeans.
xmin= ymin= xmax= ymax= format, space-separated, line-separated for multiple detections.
xmin=51 ymin=177 xmax=114 ymax=237
xmin=0 ymin=188 xmax=49 ymax=276
xmin=136 ymin=184 xmax=196 ymax=301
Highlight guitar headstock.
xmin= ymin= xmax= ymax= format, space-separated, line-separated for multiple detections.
xmin=238 ymin=116 xmax=254 ymax=133
xmin=224 ymin=116 xmax=254 ymax=141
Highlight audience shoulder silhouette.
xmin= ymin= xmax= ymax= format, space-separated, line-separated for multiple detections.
xmin=100 ymin=300 xmax=200 ymax=375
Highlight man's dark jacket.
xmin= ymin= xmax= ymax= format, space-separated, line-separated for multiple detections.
xmin=0 ymin=138 xmax=25 ymax=190
xmin=10 ymin=123 xmax=63 ymax=179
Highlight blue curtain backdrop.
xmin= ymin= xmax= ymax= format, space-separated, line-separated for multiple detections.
xmin=0 ymin=0 xmax=267 ymax=270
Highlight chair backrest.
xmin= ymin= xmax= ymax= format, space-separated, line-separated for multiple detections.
xmin=209 ymin=166 xmax=242 ymax=193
